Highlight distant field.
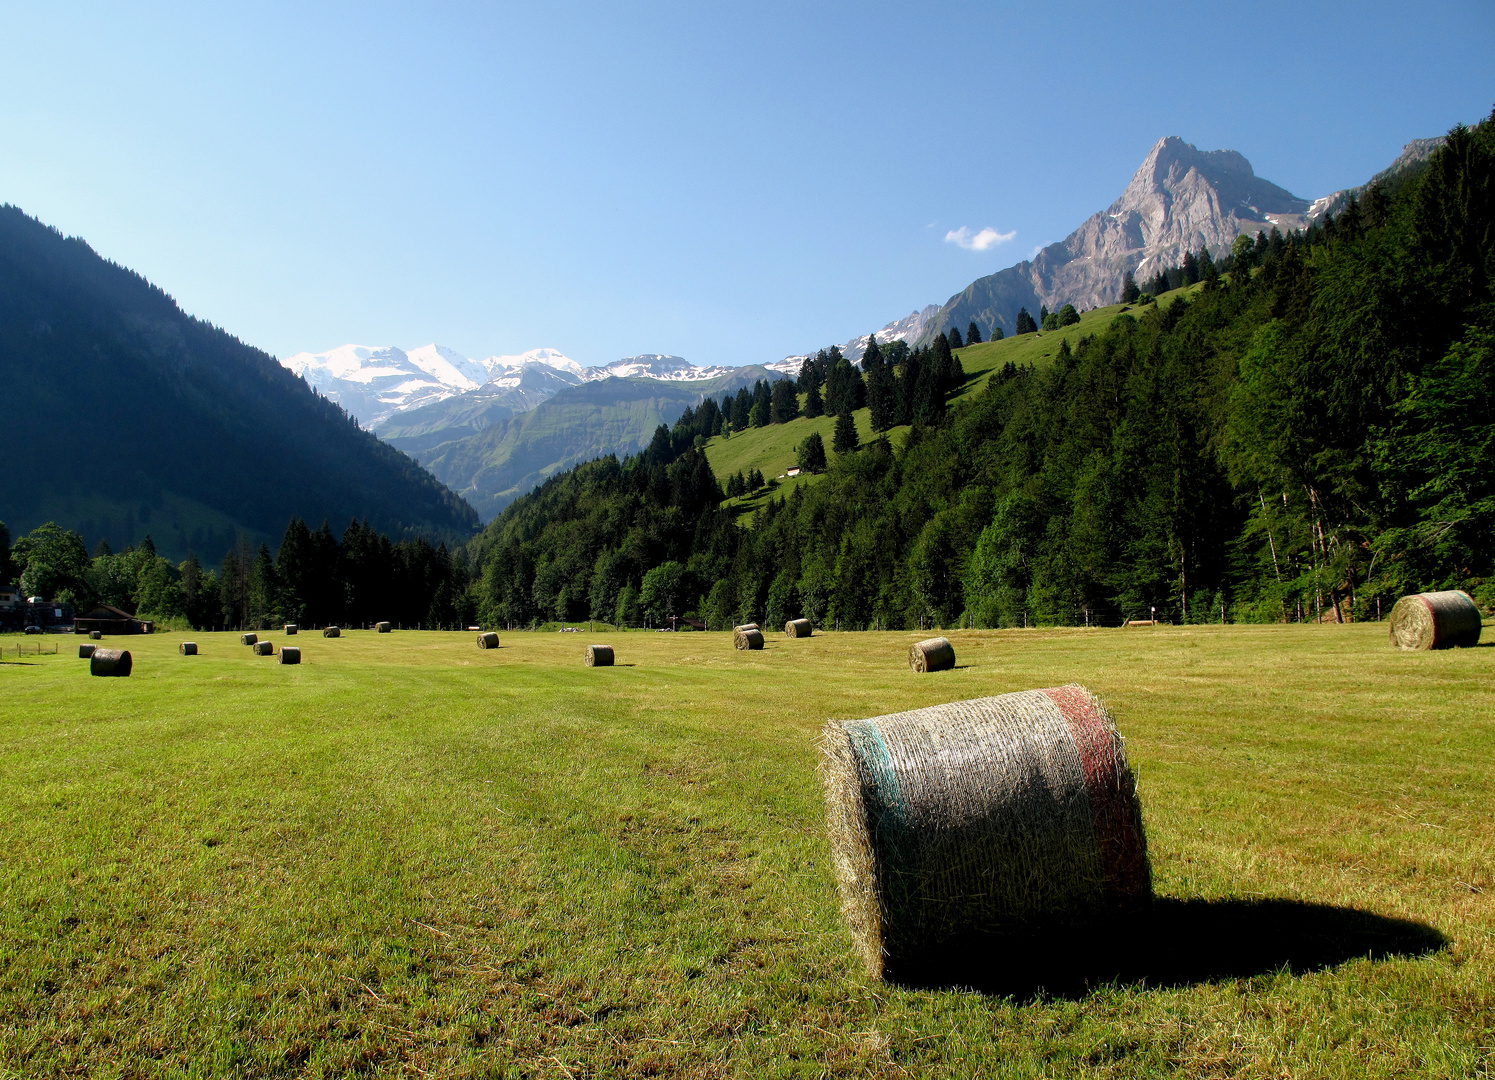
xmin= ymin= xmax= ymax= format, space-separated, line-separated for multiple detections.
xmin=2 ymin=622 xmax=1491 ymax=1076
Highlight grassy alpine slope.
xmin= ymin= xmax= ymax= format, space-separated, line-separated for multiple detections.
xmin=1 ymin=622 xmax=1491 ymax=1076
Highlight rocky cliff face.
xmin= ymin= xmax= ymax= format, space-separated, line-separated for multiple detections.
xmin=913 ymin=136 xmax=1316 ymax=344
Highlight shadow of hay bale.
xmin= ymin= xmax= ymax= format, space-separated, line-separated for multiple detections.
xmin=888 ymin=898 xmax=1446 ymax=997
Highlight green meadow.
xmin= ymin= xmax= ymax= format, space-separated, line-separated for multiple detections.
xmin=1 ymin=622 xmax=1492 ymax=1077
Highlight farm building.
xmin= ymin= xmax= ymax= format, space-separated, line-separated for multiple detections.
xmin=73 ymin=605 xmax=154 ymax=635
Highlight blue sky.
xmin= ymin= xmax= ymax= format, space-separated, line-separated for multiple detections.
xmin=3 ymin=2 xmax=1491 ymax=367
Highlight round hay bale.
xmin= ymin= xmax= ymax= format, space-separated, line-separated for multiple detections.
xmin=78 ymin=644 xmax=96 ymax=659
xmin=278 ymin=646 xmax=301 ymax=665
xmin=179 ymin=642 xmax=198 ymax=656
xmin=1388 ymin=590 xmax=1482 ymax=650
xmin=821 ymin=685 xmax=1150 ymax=981
xmin=89 ymin=648 xmax=133 ymax=677
xmin=240 ymin=632 xmax=258 ymax=646
xmin=585 ymin=643 xmax=614 ymax=666
xmin=734 ymin=627 xmax=765 ymax=650
xmin=284 ymin=623 xmax=299 ymax=635
xmin=785 ymin=618 xmax=813 ymax=638
xmin=89 ymin=630 xmax=102 ymax=640
xmin=323 ymin=626 xmax=341 ymax=638
xmin=908 ymin=637 xmax=955 ymax=672
xmin=376 ymin=621 xmax=392 ymax=633
xmin=734 ymin=622 xmax=760 ymax=633
xmin=477 ymin=631 xmax=500 ymax=649
xmin=253 ymin=640 xmax=274 ymax=656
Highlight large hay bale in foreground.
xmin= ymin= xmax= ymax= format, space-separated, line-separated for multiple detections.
xmin=89 ymin=648 xmax=132 ymax=677
xmin=323 ymin=626 xmax=341 ymax=638
xmin=89 ymin=630 xmax=102 ymax=641
xmin=284 ymin=623 xmax=299 ymax=635
xmin=78 ymin=644 xmax=96 ymax=659
xmin=376 ymin=621 xmax=392 ymax=633
xmin=253 ymin=640 xmax=274 ymax=656
xmin=734 ymin=627 xmax=765 ymax=650
xmin=179 ymin=642 xmax=198 ymax=656
xmin=477 ymin=631 xmax=500 ymax=649
xmin=908 ymin=637 xmax=955 ymax=672
xmin=585 ymin=643 xmax=614 ymax=666
xmin=241 ymin=633 xmax=257 ymax=646
xmin=821 ymin=685 xmax=1150 ymax=981
xmin=1389 ymin=590 xmax=1482 ymax=650
xmin=278 ymin=646 xmax=301 ymax=665
xmin=785 ymin=618 xmax=813 ymax=638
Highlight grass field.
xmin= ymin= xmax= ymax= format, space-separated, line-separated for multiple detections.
xmin=2 ymin=622 xmax=1492 ymax=1077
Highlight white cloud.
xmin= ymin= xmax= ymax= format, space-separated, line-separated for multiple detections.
xmin=943 ymin=226 xmax=1016 ymax=251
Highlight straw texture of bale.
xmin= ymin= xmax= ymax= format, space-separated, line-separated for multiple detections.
xmin=284 ymin=623 xmax=298 ymax=635
xmin=89 ymin=648 xmax=133 ymax=677
xmin=585 ymin=643 xmax=615 ymax=666
xmin=785 ymin=618 xmax=813 ymax=638
xmin=734 ymin=623 xmax=760 ymax=633
xmin=241 ymin=633 xmax=257 ymax=646
xmin=734 ymin=627 xmax=765 ymax=650
xmin=89 ymin=630 xmax=102 ymax=640
xmin=253 ymin=640 xmax=274 ymax=656
xmin=323 ymin=626 xmax=341 ymax=638
xmin=179 ymin=642 xmax=198 ymax=655
xmin=908 ymin=637 xmax=955 ymax=672
xmin=278 ymin=646 xmax=301 ymax=665
xmin=376 ymin=621 xmax=392 ymax=633
xmin=477 ymin=631 xmax=500 ymax=649
xmin=821 ymin=685 xmax=1150 ymax=981
xmin=78 ymin=644 xmax=96 ymax=659
xmin=1389 ymin=590 xmax=1483 ymax=650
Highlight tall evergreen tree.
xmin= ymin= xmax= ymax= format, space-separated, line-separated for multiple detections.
xmin=804 ymin=380 xmax=825 ymax=418
xmin=797 ymin=431 xmax=828 ymax=473
xmin=832 ymin=409 xmax=859 ymax=454
xmin=1121 ymin=271 xmax=1140 ymax=303
xmin=948 ymin=325 xmax=964 ymax=348
xmin=770 ymin=378 xmax=799 ymax=424
xmin=1015 ymin=307 xmax=1038 ymax=334
xmin=966 ymin=321 xmax=982 ymax=344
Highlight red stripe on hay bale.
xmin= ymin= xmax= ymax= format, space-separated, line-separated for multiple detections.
xmin=477 ymin=631 xmax=500 ymax=649
xmin=1041 ymin=685 xmax=1151 ymax=905
xmin=89 ymin=648 xmax=132 ymax=677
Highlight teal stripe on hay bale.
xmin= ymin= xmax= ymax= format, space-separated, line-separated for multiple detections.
xmin=89 ymin=630 xmax=102 ymax=640
xmin=477 ymin=631 xmax=500 ymax=649
xmin=1389 ymin=590 xmax=1482 ymax=650
xmin=254 ymin=640 xmax=274 ymax=656
xmin=179 ymin=642 xmax=198 ymax=655
xmin=734 ymin=627 xmax=765 ymax=650
xmin=89 ymin=648 xmax=133 ymax=677
xmin=376 ymin=621 xmax=392 ymax=633
xmin=820 ymin=685 xmax=1150 ymax=981
xmin=278 ymin=646 xmax=301 ymax=665
xmin=908 ymin=637 xmax=954 ymax=672
xmin=585 ymin=643 xmax=614 ymax=666
xmin=78 ymin=644 xmax=96 ymax=659
xmin=284 ymin=623 xmax=298 ymax=635
xmin=785 ymin=618 xmax=813 ymax=638
xmin=323 ymin=626 xmax=341 ymax=638
xmin=241 ymin=633 xmax=257 ymax=646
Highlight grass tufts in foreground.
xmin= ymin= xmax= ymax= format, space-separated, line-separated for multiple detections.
xmin=1 ymin=622 xmax=1491 ymax=1076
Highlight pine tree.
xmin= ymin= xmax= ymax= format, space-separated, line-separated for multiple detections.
xmin=832 ymin=409 xmax=859 ymax=454
xmin=770 ymin=378 xmax=799 ymax=424
xmin=803 ymin=380 xmax=824 ymax=418
xmin=1182 ymin=250 xmax=1199 ymax=285
xmin=1015 ymin=307 xmax=1038 ymax=334
xmin=1039 ymin=305 xmax=1050 ymax=325
xmin=730 ymin=386 xmax=751 ymax=429
xmin=990 ymin=325 xmax=1004 ymax=341
xmin=948 ymin=325 xmax=963 ymax=348
xmin=966 ymin=321 xmax=982 ymax=344
xmin=1121 ymin=271 xmax=1140 ymax=303
xmin=797 ymin=431 xmax=828 ymax=473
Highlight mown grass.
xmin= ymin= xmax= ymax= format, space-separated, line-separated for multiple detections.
xmin=2 ymin=622 xmax=1492 ymax=1077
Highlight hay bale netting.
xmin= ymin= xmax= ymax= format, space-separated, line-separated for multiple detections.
xmin=241 ymin=632 xmax=258 ymax=646
xmin=179 ymin=641 xmax=198 ymax=656
xmin=78 ymin=643 xmax=96 ymax=659
xmin=278 ymin=646 xmax=301 ymax=665
xmin=908 ymin=636 xmax=955 ymax=672
xmin=284 ymin=623 xmax=299 ymax=635
xmin=585 ymin=643 xmax=614 ymax=666
xmin=821 ymin=685 xmax=1151 ymax=981
xmin=1388 ymin=590 xmax=1483 ymax=650
xmin=89 ymin=648 xmax=133 ymax=677
xmin=785 ymin=618 xmax=813 ymax=638
xmin=734 ymin=622 xmax=760 ymax=634
xmin=734 ymin=627 xmax=765 ymax=650
xmin=376 ymin=621 xmax=392 ymax=633
xmin=477 ymin=631 xmax=500 ymax=649
xmin=89 ymin=630 xmax=102 ymax=641
xmin=323 ymin=626 xmax=341 ymax=638
xmin=253 ymin=640 xmax=274 ymax=656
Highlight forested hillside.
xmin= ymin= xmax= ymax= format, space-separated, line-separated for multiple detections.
xmin=0 ymin=207 xmax=478 ymax=557
xmin=465 ymin=113 xmax=1494 ymax=630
